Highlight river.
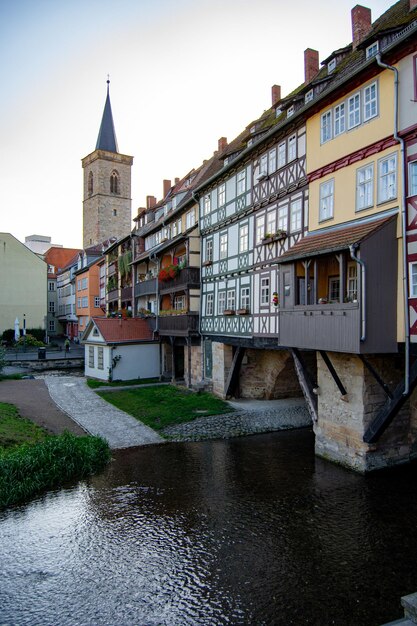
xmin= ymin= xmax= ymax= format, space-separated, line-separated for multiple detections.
xmin=1 ymin=429 xmax=417 ymax=625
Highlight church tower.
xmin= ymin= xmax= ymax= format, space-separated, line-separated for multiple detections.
xmin=82 ymin=80 xmax=133 ymax=248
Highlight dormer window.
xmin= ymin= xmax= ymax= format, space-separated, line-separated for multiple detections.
xmin=287 ymin=105 xmax=295 ymax=118
xmin=305 ymin=89 xmax=314 ymax=104
xmin=328 ymin=58 xmax=337 ymax=73
xmin=275 ymin=107 xmax=282 ymax=118
xmin=250 ymin=125 xmax=256 ymax=134
xmin=247 ymin=138 xmax=254 ymax=147
xmin=366 ymin=41 xmax=379 ymax=59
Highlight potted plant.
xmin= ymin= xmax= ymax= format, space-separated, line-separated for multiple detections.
xmin=223 ymin=309 xmax=235 ymax=316
xmin=236 ymin=308 xmax=249 ymax=315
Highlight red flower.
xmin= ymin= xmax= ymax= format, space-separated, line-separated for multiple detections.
xmin=159 ymin=269 xmax=168 ymax=281
xmin=168 ymin=267 xmax=177 ymax=279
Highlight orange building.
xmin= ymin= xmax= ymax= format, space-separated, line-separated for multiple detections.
xmin=75 ymin=258 xmax=105 ymax=340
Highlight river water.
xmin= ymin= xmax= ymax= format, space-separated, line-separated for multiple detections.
xmin=1 ymin=429 xmax=417 ymax=626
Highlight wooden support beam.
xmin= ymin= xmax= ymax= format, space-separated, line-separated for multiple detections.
xmin=319 ymin=351 xmax=347 ymax=397
xmin=291 ymin=349 xmax=318 ymax=422
xmin=358 ymin=355 xmax=393 ymax=399
xmin=224 ymin=347 xmax=246 ymax=398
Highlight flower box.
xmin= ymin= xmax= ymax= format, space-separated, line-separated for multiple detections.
xmin=223 ymin=309 xmax=235 ymax=316
xmin=262 ymin=231 xmax=288 ymax=245
xmin=236 ymin=308 xmax=249 ymax=315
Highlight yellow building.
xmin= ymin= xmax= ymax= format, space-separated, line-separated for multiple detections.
xmin=0 ymin=233 xmax=47 ymax=337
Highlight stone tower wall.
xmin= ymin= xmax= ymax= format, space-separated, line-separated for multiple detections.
xmin=82 ymin=150 xmax=133 ymax=248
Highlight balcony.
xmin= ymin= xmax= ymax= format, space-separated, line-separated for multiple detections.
xmin=134 ymin=278 xmax=157 ymax=297
xmin=121 ymin=285 xmax=132 ymax=300
xmin=158 ymin=312 xmax=199 ymax=336
xmin=107 ymin=289 xmax=118 ymax=303
xmin=159 ymin=267 xmax=200 ymax=294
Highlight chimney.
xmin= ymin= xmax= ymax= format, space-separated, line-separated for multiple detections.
xmin=163 ymin=179 xmax=171 ymax=197
xmin=218 ymin=137 xmax=228 ymax=153
xmin=175 ymin=177 xmax=180 ymax=185
xmin=304 ymin=49 xmax=319 ymax=84
xmin=351 ymin=5 xmax=372 ymax=49
xmin=271 ymin=84 xmax=281 ymax=106
xmin=146 ymin=195 xmax=156 ymax=209
xmin=410 ymin=0 xmax=417 ymax=10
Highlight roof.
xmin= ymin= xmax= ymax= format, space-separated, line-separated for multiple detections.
xmin=88 ymin=317 xmax=155 ymax=343
xmin=95 ymin=81 xmax=118 ymax=153
xmin=278 ymin=214 xmax=396 ymax=263
xmin=44 ymin=247 xmax=82 ymax=275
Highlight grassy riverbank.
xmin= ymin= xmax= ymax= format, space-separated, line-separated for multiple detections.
xmin=0 ymin=402 xmax=111 ymax=510
xmin=87 ymin=377 xmax=159 ymax=389
xmin=98 ymin=384 xmax=232 ymax=431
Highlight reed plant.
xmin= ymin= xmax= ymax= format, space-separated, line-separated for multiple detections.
xmin=0 ymin=432 xmax=111 ymax=509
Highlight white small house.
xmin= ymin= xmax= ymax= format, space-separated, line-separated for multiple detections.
xmin=82 ymin=317 xmax=160 ymax=381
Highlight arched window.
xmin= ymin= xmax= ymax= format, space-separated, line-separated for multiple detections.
xmin=88 ymin=171 xmax=93 ymax=196
xmin=110 ymin=171 xmax=119 ymax=194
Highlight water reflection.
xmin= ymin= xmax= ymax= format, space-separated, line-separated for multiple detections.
xmin=1 ymin=430 xmax=417 ymax=625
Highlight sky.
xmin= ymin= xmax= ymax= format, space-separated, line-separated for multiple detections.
xmin=0 ymin=0 xmax=395 ymax=249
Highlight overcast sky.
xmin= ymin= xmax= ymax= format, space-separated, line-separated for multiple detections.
xmin=0 ymin=0 xmax=394 ymax=249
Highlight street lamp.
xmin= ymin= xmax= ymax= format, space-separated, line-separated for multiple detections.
xmin=23 ymin=314 xmax=26 ymax=352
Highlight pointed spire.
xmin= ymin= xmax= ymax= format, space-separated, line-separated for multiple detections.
xmin=95 ymin=78 xmax=119 ymax=153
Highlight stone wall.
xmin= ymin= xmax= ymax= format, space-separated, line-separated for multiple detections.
xmin=315 ymin=352 xmax=417 ymax=472
xmin=239 ymin=349 xmax=303 ymax=399
xmin=184 ymin=343 xmax=203 ymax=388
xmin=212 ymin=342 xmax=233 ymax=398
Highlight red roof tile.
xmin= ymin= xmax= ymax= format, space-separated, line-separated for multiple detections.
xmin=44 ymin=247 xmax=82 ymax=275
xmin=92 ymin=317 xmax=155 ymax=343
xmin=278 ymin=215 xmax=396 ymax=262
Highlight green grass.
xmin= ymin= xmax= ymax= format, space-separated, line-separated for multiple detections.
xmin=0 ymin=401 xmax=111 ymax=510
xmin=0 ymin=374 xmax=24 ymax=381
xmin=0 ymin=432 xmax=111 ymax=509
xmin=0 ymin=402 xmax=46 ymax=449
xmin=97 ymin=384 xmax=232 ymax=431
xmin=87 ymin=377 xmax=159 ymax=389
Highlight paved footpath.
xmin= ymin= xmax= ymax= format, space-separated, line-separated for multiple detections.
xmin=44 ymin=376 xmax=164 ymax=449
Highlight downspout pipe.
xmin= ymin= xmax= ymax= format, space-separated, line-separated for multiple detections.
xmin=376 ymin=53 xmax=409 ymax=395
xmin=349 ymin=244 xmax=366 ymax=342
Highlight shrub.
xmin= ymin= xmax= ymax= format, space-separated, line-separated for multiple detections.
xmin=16 ymin=334 xmax=44 ymax=348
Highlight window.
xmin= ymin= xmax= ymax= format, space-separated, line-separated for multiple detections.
xmin=410 ymin=262 xmax=417 ymax=297
xmin=256 ymin=215 xmax=265 ymax=244
xmin=226 ymin=289 xmax=235 ymax=311
xmin=278 ymin=142 xmax=286 ymax=168
xmin=88 ymin=171 xmax=93 ymax=196
xmin=267 ymin=211 xmax=276 ymax=236
xmin=77 ymin=280 xmax=81 ymax=292
xmin=409 ymin=161 xmax=417 ymax=196
xmin=49 ymin=320 xmax=55 ymax=332
xmin=378 ymin=154 xmax=397 ymax=203
xmin=334 ymin=103 xmax=345 ymax=136
xmin=259 ymin=154 xmax=268 ymax=177
xmin=218 ymin=291 xmax=226 ymax=315
xmin=348 ymin=93 xmax=361 ymax=129
xmin=366 ymin=41 xmax=379 ymax=59
xmin=81 ymin=296 xmax=88 ymax=308
xmin=329 ymin=277 xmax=340 ymax=302
xmin=319 ymin=179 xmax=334 ymax=221
xmin=288 ymin=134 xmax=297 ymax=161
xmin=261 ymin=277 xmax=270 ymax=305
xmin=82 ymin=277 xmax=88 ymax=290
xmin=347 ymin=263 xmax=358 ymax=300
xmin=49 ymin=301 xmax=55 ymax=313
xmin=278 ymin=204 xmax=288 ymax=232
xmin=220 ymin=233 xmax=228 ymax=259
xmin=237 ymin=170 xmax=246 ymax=195
xmin=239 ymin=224 xmax=249 ymax=253
xmin=174 ymin=295 xmax=186 ymax=310
xmin=98 ymin=347 xmax=104 ymax=370
xmin=206 ymin=293 xmax=214 ymax=316
xmin=113 ymin=209 xmax=117 ymax=217
xmin=321 ymin=111 xmax=332 ymax=143
xmin=95 ymin=296 xmax=100 ymax=308
xmin=218 ymin=184 xmax=225 ymax=207
xmin=204 ymin=194 xmax=211 ymax=214
xmin=305 ymin=89 xmax=314 ymax=104
xmin=328 ymin=58 xmax=336 ymax=73
xmin=186 ymin=209 xmax=195 ymax=229
xmin=268 ymin=148 xmax=276 ymax=174
xmin=89 ymin=346 xmax=94 ymax=368
xmin=356 ymin=164 xmax=374 ymax=211
xmin=364 ymin=82 xmax=377 ymax=121
xmin=77 ymin=297 xmax=81 ymax=309
xmin=205 ymin=238 xmax=213 ymax=262
xmin=287 ymin=105 xmax=295 ymax=118
xmin=240 ymin=287 xmax=250 ymax=310
xmin=48 ymin=281 xmax=55 ymax=291
xmin=290 ymin=198 xmax=302 ymax=232
xmin=110 ymin=171 xmax=119 ymax=194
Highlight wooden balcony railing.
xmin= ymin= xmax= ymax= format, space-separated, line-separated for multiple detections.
xmin=134 ymin=278 xmax=157 ymax=297
xmin=159 ymin=267 xmax=200 ymax=294
xmin=158 ymin=312 xmax=199 ymax=336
